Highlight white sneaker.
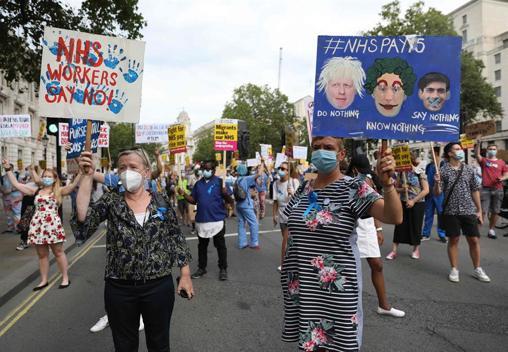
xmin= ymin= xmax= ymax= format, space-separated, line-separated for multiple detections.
xmin=139 ymin=316 xmax=144 ymax=331
xmin=377 ymin=307 xmax=405 ymax=318
xmin=90 ymin=315 xmax=109 ymax=333
xmin=448 ymin=268 xmax=459 ymax=283
xmin=473 ymin=267 xmax=491 ymax=282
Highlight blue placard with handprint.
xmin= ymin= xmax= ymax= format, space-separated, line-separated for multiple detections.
xmin=39 ymin=26 xmax=145 ymax=123
xmin=67 ymin=119 xmax=101 ymax=159
xmin=312 ymin=35 xmax=461 ymax=142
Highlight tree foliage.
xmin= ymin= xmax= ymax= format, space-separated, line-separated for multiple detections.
xmin=222 ymin=84 xmax=295 ymax=158
xmin=0 ymin=0 xmax=146 ymax=83
xmin=193 ymin=129 xmax=214 ymax=163
xmin=365 ymin=0 xmax=502 ymax=124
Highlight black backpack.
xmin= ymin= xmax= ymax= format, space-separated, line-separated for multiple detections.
xmin=233 ymin=178 xmax=247 ymax=201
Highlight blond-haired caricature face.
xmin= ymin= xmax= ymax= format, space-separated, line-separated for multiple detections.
xmin=325 ymin=78 xmax=356 ymax=109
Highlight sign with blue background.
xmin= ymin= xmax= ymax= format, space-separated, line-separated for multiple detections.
xmin=67 ymin=119 xmax=101 ymax=159
xmin=312 ymin=36 xmax=461 ymax=142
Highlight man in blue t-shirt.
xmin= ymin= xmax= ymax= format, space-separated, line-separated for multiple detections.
xmin=235 ymin=163 xmax=262 ymax=249
xmin=179 ymin=160 xmax=232 ymax=281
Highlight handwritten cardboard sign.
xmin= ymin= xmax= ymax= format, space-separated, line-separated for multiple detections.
xmin=39 ymin=26 xmax=145 ymax=123
xmin=464 ymin=120 xmax=496 ymax=139
xmin=0 ymin=115 xmax=31 ymax=138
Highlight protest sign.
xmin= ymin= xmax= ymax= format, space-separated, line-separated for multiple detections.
xmin=58 ymin=122 xmax=69 ymax=146
xmin=169 ymin=153 xmax=175 ymax=165
xmin=17 ymin=159 xmax=23 ymax=171
xmin=496 ymin=150 xmax=508 ymax=162
xmin=98 ymin=123 xmax=110 ymax=147
xmin=37 ymin=118 xmax=46 ymax=141
xmin=260 ymin=144 xmax=272 ymax=159
xmin=305 ymin=98 xmax=314 ymax=145
xmin=247 ymin=158 xmax=259 ymax=167
xmin=293 ymin=146 xmax=308 ymax=160
xmin=168 ymin=123 xmax=187 ymax=154
xmin=285 ymin=127 xmax=298 ymax=158
xmin=464 ymin=120 xmax=496 ymax=139
xmin=215 ymin=153 xmax=222 ymax=162
xmin=67 ymin=119 xmax=101 ymax=159
xmin=39 ymin=26 xmax=145 ymax=123
xmin=214 ymin=119 xmax=238 ymax=151
xmin=460 ymin=134 xmax=475 ymax=149
xmin=136 ymin=124 xmax=170 ymax=144
xmin=392 ymin=145 xmax=412 ymax=172
xmin=275 ymin=153 xmax=288 ymax=168
xmin=0 ymin=115 xmax=31 ymax=138
xmin=312 ymin=36 xmax=461 ymax=142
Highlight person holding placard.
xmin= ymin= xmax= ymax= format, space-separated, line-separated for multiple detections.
xmin=273 ymin=161 xmax=300 ymax=272
xmin=475 ymin=139 xmax=508 ymax=239
xmin=2 ymin=160 xmax=82 ymax=290
xmin=77 ymin=148 xmax=193 ymax=351
xmin=281 ymin=136 xmax=402 ymax=351
xmin=256 ymin=163 xmax=270 ymax=219
xmin=434 ymin=142 xmax=490 ymax=283
xmin=386 ymin=151 xmax=428 ymax=260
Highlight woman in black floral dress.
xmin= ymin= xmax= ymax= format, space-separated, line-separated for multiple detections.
xmin=77 ymin=148 xmax=193 ymax=352
xmin=280 ymin=137 xmax=402 ymax=352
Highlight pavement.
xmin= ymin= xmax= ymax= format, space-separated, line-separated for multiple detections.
xmin=0 ymin=200 xmax=507 ymax=351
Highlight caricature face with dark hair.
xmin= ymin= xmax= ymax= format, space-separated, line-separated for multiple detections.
xmin=418 ymin=81 xmax=449 ymax=111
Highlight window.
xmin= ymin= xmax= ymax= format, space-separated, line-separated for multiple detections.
xmin=462 ymin=30 xmax=468 ymax=43
xmin=31 ymin=151 xmax=35 ymax=164
xmin=14 ymin=103 xmax=22 ymax=115
xmin=504 ymin=39 xmax=508 ymax=49
xmin=495 ymin=86 xmax=501 ymax=97
xmin=495 ymin=53 xmax=501 ymax=64
xmin=1 ymin=146 xmax=7 ymax=159
xmin=496 ymin=121 xmax=502 ymax=132
xmin=17 ymin=148 xmax=23 ymax=163
xmin=462 ymin=14 xmax=467 ymax=25
xmin=0 ymin=98 xmax=4 ymax=114
xmin=495 ymin=70 xmax=501 ymax=81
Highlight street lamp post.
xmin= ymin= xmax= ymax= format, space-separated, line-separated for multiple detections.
xmin=41 ymin=135 xmax=49 ymax=168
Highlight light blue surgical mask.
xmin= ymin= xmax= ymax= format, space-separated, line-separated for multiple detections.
xmin=42 ymin=177 xmax=54 ymax=187
xmin=311 ymin=150 xmax=338 ymax=174
xmin=487 ymin=150 xmax=497 ymax=158
xmin=454 ymin=150 xmax=465 ymax=161
xmin=278 ymin=170 xmax=286 ymax=178
xmin=203 ymin=170 xmax=213 ymax=179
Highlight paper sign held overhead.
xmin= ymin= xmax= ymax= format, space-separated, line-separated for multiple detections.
xmin=392 ymin=145 xmax=412 ymax=172
xmin=460 ymin=134 xmax=475 ymax=149
xmin=247 ymin=158 xmax=259 ymax=167
xmin=464 ymin=120 xmax=497 ymax=139
xmin=214 ymin=119 xmax=238 ymax=151
xmin=0 ymin=115 xmax=31 ymax=138
xmin=67 ymin=119 xmax=101 ymax=159
xmin=98 ymin=123 xmax=110 ymax=147
xmin=58 ymin=122 xmax=69 ymax=146
xmin=136 ymin=124 xmax=170 ymax=144
xmin=293 ymin=146 xmax=308 ymax=160
xmin=168 ymin=123 xmax=187 ymax=154
xmin=312 ymin=35 xmax=461 ymax=142
xmin=275 ymin=153 xmax=288 ymax=168
xmin=39 ymin=26 xmax=145 ymax=123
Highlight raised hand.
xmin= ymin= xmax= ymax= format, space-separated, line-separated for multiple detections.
xmin=376 ymin=148 xmax=396 ymax=187
xmin=78 ymin=151 xmax=95 ymax=176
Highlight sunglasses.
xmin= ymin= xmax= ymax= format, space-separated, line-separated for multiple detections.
xmin=279 ymin=167 xmax=288 ymax=171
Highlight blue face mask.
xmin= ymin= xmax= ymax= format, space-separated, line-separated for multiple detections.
xmin=487 ymin=150 xmax=497 ymax=158
xmin=278 ymin=170 xmax=286 ymax=178
xmin=311 ymin=150 xmax=338 ymax=174
xmin=237 ymin=164 xmax=247 ymax=176
xmin=42 ymin=177 xmax=54 ymax=187
xmin=454 ymin=150 xmax=465 ymax=161
xmin=203 ymin=170 xmax=213 ymax=179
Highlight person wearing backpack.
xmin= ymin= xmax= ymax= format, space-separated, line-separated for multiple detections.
xmin=235 ymin=163 xmax=262 ymax=249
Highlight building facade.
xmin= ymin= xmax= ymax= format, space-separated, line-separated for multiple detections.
xmin=0 ymin=74 xmax=58 ymax=172
xmin=450 ymin=0 xmax=508 ymax=146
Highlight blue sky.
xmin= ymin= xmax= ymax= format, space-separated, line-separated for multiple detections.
xmin=69 ymin=0 xmax=467 ymax=131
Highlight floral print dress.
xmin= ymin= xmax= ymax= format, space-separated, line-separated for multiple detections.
xmin=27 ymin=193 xmax=65 ymax=245
xmin=281 ymin=177 xmax=381 ymax=352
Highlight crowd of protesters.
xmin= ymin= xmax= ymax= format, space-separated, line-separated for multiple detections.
xmin=0 ymin=133 xmax=502 ymax=352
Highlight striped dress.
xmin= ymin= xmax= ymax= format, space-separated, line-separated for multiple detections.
xmin=281 ymin=176 xmax=381 ymax=352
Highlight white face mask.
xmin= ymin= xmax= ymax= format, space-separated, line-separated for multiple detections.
xmin=120 ymin=169 xmax=144 ymax=193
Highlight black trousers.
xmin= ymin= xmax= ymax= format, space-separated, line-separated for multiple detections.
xmin=198 ymin=223 xmax=227 ymax=270
xmin=105 ymin=275 xmax=175 ymax=352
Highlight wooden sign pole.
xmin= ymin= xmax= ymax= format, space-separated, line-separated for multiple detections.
xmin=402 ymin=171 xmax=409 ymax=201
xmin=84 ymin=120 xmax=93 ymax=173
xmin=430 ymin=142 xmax=440 ymax=177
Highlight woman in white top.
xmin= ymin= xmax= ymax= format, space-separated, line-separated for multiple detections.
xmin=273 ymin=161 xmax=300 ymax=271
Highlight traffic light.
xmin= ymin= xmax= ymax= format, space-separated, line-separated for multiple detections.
xmin=237 ymin=120 xmax=249 ymax=159
xmin=46 ymin=118 xmax=60 ymax=136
